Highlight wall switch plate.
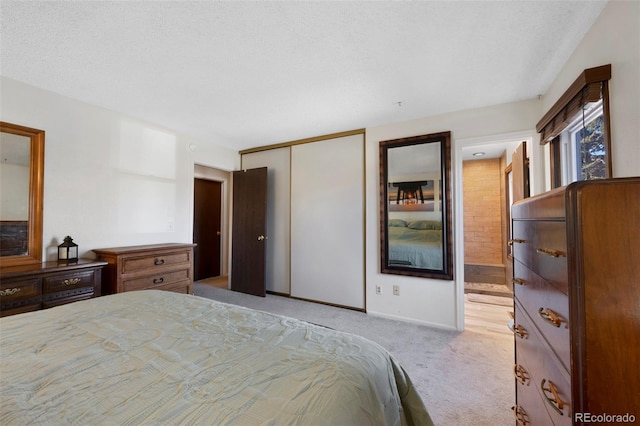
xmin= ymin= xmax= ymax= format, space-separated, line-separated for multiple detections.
xmin=375 ymin=285 xmax=382 ymax=295
xmin=393 ymin=285 xmax=400 ymax=296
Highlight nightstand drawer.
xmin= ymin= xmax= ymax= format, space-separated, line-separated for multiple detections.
xmin=122 ymin=251 xmax=190 ymax=274
xmin=123 ymin=269 xmax=190 ymax=292
xmin=43 ymin=270 xmax=96 ymax=294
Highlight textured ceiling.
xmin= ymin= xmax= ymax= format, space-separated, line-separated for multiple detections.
xmin=0 ymin=1 xmax=607 ymax=151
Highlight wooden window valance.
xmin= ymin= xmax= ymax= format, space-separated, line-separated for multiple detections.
xmin=536 ymin=64 xmax=611 ymax=144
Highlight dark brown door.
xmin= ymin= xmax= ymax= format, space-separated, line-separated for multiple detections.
xmin=231 ymin=167 xmax=268 ymax=297
xmin=512 ymin=141 xmax=529 ymax=203
xmin=193 ymin=178 xmax=222 ymax=280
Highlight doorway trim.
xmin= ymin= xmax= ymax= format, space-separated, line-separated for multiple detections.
xmin=453 ymin=130 xmax=536 ymax=331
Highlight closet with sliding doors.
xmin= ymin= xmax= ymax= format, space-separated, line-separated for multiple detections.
xmin=240 ymin=130 xmax=365 ymax=310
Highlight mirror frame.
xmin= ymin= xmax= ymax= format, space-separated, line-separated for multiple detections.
xmin=0 ymin=121 xmax=45 ymax=267
xmin=379 ymin=131 xmax=453 ymax=280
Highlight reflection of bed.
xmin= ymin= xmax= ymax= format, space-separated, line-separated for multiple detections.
xmin=388 ymin=220 xmax=443 ymax=269
xmin=0 ymin=290 xmax=432 ymax=425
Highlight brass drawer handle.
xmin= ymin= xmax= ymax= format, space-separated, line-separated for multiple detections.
xmin=538 ymin=307 xmax=563 ymax=327
xmin=154 ymin=258 xmax=165 ymax=266
xmin=508 ymin=238 xmax=526 ymax=246
xmin=153 ymin=277 xmax=164 ymax=285
xmin=536 ymin=248 xmax=566 ymax=258
xmin=513 ymin=277 xmax=527 ymax=286
xmin=541 ymin=379 xmax=566 ymax=415
xmin=513 ymin=364 xmax=530 ymax=385
xmin=62 ymin=278 xmax=81 ymax=286
xmin=509 ymin=323 xmax=528 ymax=339
xmin=0 ymin=287 xmax=21 ymax=296
xmin=512 ymin=405 xmax=530 ymax=426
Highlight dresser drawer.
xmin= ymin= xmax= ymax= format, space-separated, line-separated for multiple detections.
xmin=43 ymin=270 xmax=96 ymax=294
xmin=0 ymin=278 xmax=40 ymax=304
xmin=514 ymin=360 xmax=554 ymax=426
xmin=515 ymin=302 xmax=572 ymax=425
xmin=123 ymin=269 xmax=190 ymax=292
xmin=42 ymin=292 xmax=94 ymax=309
xmin=153 ymin=280 xmax=191 ymax=294
xmin=514 ymin=260 xmax=570 ymax=372
xmin=122 ymin=251 xmax=190 ymax=274
xmin=512 ymin=220 xmax=567 ymax=291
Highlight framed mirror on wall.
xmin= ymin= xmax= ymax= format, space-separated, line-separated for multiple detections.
xmin=0 ymin=122 xmax=45 ymax=267
xmin=380 ymin=131 xmax=453 ymax=280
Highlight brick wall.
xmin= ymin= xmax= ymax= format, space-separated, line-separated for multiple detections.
xmin=463 ymin=158 xmax=503 ymax=265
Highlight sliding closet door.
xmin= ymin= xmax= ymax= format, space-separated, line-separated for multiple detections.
xmin=241 ymin=147 xmax=291 ymax=295
xmin=290 ymin=134 xmax=365 ymax=309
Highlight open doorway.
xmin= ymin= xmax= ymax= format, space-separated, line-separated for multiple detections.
xmin=193 ymin=164 xmax=231 ymax=283
xmin=455 ymin=131 xmax=535 ymax=331
xmin=462 ymin=153 xmax=512 ymax=301
xmin=459 ymin=138 xmax=529 ymax=315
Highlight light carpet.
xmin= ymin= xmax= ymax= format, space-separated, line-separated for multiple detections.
xmin=193 ymin=282 xmax=514 ymax=426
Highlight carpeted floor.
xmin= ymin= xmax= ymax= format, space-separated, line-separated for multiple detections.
xmin=194 ymin=280 xmax=514 ymax=426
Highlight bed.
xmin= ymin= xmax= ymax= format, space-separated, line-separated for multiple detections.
xmin=388 ymin=220 xmax=443 ymax=269
xmin=0 ymin=290 xmax=432 ymax=425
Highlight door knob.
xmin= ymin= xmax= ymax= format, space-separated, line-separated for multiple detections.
xmin=216 ymin=231 xmax=221 ymax=236
xmin=257 ymin=235 xmax=267 ymax=241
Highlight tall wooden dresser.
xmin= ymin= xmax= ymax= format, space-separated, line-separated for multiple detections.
xmin=93 ymin=243 xmax=196 ymax=295
xmin=511 ymin=177 xmax=639 ymax=425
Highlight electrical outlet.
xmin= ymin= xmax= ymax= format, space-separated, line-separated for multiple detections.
xmin=375 ymin=285 xmax=382 ymax=295
xmin=393 ymin=285 xmax=400 ymax=296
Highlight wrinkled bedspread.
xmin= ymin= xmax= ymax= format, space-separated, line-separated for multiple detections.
xmin=0 ymin=290 xmax=432 ymax=425
xmin=388 ymin=227 xmax=443 ymax=269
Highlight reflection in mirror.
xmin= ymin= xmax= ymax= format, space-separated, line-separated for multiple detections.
xmin=0 ymin=132 xmax=31 ymax=256
xmin=380 ymin=131 xmax=453 ymax=279
xmin=0 ymin=122 xmax=44 ymax=267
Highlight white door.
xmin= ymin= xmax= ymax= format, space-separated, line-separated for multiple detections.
xmin=290 ymin=134 xmax=365 ymax=309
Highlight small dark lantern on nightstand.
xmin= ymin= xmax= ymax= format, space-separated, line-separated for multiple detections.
xmin=58 ymin=236 xmax=78 ymax=263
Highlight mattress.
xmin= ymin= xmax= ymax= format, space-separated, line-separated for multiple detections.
xmin=0 ymin=290 xmax=432 ymax=425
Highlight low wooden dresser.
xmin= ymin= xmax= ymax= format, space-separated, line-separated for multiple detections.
xmin=93 ymin=243 xmax=196 ymax=295
xmin=0 ymin=259 xmax=107 ymax=317
xmin=511 ymin=177 xmax=639 ymax=425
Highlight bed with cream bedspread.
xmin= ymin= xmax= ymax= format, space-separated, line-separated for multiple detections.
xmin=0 ymin=290 xmax=432 ymax=425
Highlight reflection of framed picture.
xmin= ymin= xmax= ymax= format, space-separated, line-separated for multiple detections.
xmin=388 ymin=180 xmax=438 ymax=211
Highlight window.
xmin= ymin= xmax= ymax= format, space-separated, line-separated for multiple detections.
xmin=536 ymin=65 xmax=612 ymax=189
xmin=556 ymin=100 xmax=606 ymax=185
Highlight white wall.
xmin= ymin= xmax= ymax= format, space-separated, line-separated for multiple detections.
xmin=366 ymin=99 xmax=541 ymax=330
xmin=1 ymin=77 xmax=239 ymax=261
xmin=542 ymin=0 xmax=640 ymax=178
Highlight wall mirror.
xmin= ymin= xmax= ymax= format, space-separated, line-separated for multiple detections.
xmin=0 ymin=121 xmax=45 ymax=267
xmin=380 ymin=131 xmax=453 ymax=280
